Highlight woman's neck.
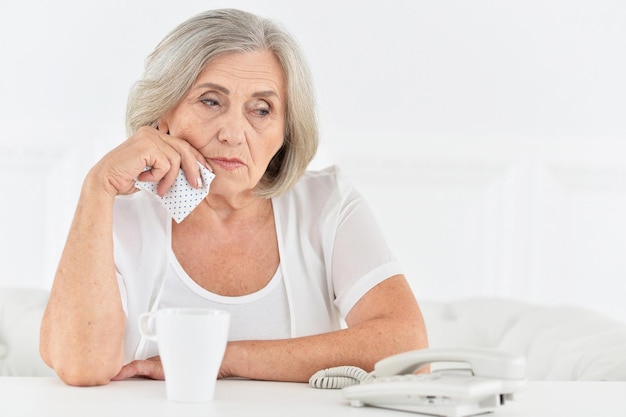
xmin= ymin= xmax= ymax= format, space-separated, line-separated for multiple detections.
xmin=187 ymin=192 xmax=273 ymax=228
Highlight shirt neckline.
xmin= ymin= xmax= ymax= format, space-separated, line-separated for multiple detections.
xmin=165 ymin=199 xmax=283 ymax=304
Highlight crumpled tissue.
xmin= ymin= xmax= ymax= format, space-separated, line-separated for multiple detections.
xmin=134 ymin=162 xmax=215 ymax=223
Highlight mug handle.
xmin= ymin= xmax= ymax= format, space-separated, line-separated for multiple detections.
xmin=138 ymin=312 xmax=158 ymax=342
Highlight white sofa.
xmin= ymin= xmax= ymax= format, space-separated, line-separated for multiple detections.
xmin=422 ymin=297 xmax=626 ymax=380
xmin=1 ymin=287 xmax=626 ymax=380
xmin=0 ymin=287 xmax=54 ymax=377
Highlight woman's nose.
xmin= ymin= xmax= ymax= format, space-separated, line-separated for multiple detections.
xmin=216 ymin=110 xmax=245 ymax=145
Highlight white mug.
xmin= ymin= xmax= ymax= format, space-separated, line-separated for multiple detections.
xmin=138 ymin=308 xmax=230 ymax=402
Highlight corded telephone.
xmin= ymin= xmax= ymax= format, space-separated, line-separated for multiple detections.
xmin=310 ymin=347 xmax=526 ymax=417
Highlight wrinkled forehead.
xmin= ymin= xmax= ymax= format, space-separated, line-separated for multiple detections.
xmin=194 ymin=50 xmax=286 ymax=98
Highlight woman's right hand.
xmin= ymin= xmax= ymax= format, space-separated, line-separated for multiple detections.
xmin=89 ymin=124 xmax=209 ymax=198
xmin=112 ymin=356 xmax=165 ymax=381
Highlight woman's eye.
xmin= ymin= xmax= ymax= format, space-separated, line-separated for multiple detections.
xmin=199 ymin=93 xmax=222 ymax=107
xmin=251 ymin=101 xmax=271 ymax=117
xmin=201 ymin=98 xmax=219 ymax=107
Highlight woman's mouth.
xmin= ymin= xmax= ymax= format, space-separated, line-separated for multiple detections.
xmin=209 ymin=157 xmax=245 ymax=170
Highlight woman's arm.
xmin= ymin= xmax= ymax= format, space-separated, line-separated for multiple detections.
xmin=39 ymin=172 xmax=126 ymax=386
xmin=40 ymin=126 xmax=207 ymax=386
xmin=114 ymin=274 xmax=427 ymax=382
xmin=222 ymin=274 xmax=427 ymax=382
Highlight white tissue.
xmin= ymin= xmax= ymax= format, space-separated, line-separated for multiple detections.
xmin=134 ymin=162 xmax=215 ymax=223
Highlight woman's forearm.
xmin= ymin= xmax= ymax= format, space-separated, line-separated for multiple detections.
xmin=40 ymin=173 xmax=126 ymax=386
xmin=223 ymin=311 xmax=427 ymax=382
xmin=222 ymin=275 xmax=427 ymax=382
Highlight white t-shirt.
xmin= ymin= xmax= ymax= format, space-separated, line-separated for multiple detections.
xmin=113 ymin=165 xmax=403 ymax=362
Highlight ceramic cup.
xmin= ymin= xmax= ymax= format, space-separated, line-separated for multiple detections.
xmin=138 ymin=308 xmax=230 ymax=402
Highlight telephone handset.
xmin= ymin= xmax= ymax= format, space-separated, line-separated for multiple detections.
xmin=311 ymin=347 xmax=526 ymax=417
xmin=375 ymin=347 xmax=526 ymax=389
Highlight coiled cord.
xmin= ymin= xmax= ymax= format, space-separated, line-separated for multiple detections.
xmin=308 ymin=366 xmax=374 ymax=389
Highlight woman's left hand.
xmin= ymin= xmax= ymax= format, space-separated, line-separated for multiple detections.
xmin=112 ymin=356 xmax=164 ymax=381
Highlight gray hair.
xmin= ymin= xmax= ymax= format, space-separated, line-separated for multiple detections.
xmin=126 ymin=9 xmax=318 ymax=197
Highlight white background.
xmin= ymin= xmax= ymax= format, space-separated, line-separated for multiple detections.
xmin=1 ymin=1 xmax=625 ymax=321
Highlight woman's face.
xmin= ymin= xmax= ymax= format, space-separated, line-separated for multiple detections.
xmin=162 ymin=50 xmax=286 ymax=200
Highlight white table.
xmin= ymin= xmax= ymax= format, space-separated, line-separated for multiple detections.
xmin=0 ymin=377 xmax=624 ymax=417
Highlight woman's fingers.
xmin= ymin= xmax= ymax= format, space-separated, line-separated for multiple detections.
xmin=111 ymin=357 xmax=164 ymax=381
xmin=155 ymin=122 xmax=209 ymax=194
xmin=103 ymin=125 xmax=211 ymax=197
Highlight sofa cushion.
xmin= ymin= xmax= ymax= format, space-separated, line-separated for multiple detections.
xmin=421 ymin=297 xmax=626 ymax=381
xmin=0 ymin=287 xmax=54 ymax=376
xmin=420 ymin=297 xmax=531 ymax=349
xmin=548 ymin=329 xmax=626 ymax=380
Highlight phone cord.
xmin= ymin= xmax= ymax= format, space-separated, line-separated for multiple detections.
xmin=308 ymin=366 xmax=375 ymax=389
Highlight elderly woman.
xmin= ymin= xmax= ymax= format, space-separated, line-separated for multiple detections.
xmin=40 ymin=8 xmax=427 ymax=386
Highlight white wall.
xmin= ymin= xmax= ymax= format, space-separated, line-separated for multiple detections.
xmin=1 ymin=1 xmax=625 ymax=321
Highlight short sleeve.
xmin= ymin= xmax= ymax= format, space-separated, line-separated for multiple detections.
xmin=116 ymin=271 xmax=129 ymax=316
xmin=331 ymin=182 xmax=403 ymax=317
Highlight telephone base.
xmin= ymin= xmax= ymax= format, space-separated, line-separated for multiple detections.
xmin=349 ymin=396 xmax=500 ymax=417
xmin=343 ymin=373 xmax=510 ymax=417
xmin=336 ymin=348 xmax=526 ymax=417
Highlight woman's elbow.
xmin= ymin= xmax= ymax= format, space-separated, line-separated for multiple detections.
xmin=51 ymin=357 xmax=122 ymax=386
xmin=40 ymin=341 xmax=123 ymax=386
xmin=39 ymin=311 xmax=126 ymax=386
